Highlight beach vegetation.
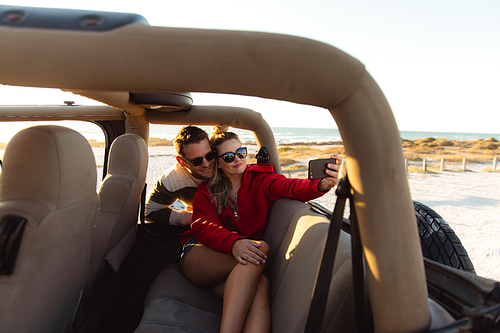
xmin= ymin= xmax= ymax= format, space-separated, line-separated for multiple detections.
xmin=149 ymin=137 xmax=173 ymax=146
xmin=87 ymin=139 xmax=105 ymax=148
xmin=404 ymin=152 xmax=421 ymax=161
xmin=403 ymin=137 xmax=498 ymax=165
xmin=434 ymin=139 xmax=454 ymax=147
xmin=320 ymin=146 xmax=345 ymax=156
xmin=407 ymin=165 xmax=438 ymax=174
xmin=78 ymin=136 xmax=498 ymax=172
xmin=415 ymin=137 xmax=436 ymax=144
xmin=279 ymin=157 xmax=298 ymax=167
xmin=402 ymin=140 xmax=414 ymax=148
xmin=277 ymin=146 xmax=295 ymax=153
xmin=408 ymin=145 xmax=435 ymax=154
xmin=471 ymin=141 xmax=499 ymax=151
xmin=277 ymin=146 xmax=323 ymax=159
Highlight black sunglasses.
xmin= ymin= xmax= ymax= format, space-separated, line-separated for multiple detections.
xmin=218 ymin=147 xmax=247 ymax=163
xmin=183 ymin=150 xmax=217 ymax=167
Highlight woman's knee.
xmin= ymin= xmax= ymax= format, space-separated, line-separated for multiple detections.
xmin=257 ymin=240 xmax=270 ymax=255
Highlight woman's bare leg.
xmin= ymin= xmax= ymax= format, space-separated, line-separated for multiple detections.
xmin=182 ymin=243 xmax=237 ymax=288
xmin=212 ymin=281 xmax=226 ymax=299
xmin=220 ymin=241 xmax=270 ymax=333
xmin=242 ymin=275 xmax=271 ymax=333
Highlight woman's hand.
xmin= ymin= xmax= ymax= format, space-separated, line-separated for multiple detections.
xmin=318 ymin=154 xmax=342 ymax=192
xmin=231 ymin=239 xmax=268 ymax=266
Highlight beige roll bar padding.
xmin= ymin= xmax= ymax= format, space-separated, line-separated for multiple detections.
xmin=67 ymin=90 xmax=151 ymax=143
xmin=150 ymin=105 xmax=280 ymax=173
xmin=0 ymin=23 xmax=429 ymax=332
xmin=0 ymin=105 xmax=124 ymax=121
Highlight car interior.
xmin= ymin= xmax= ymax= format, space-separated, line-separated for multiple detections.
xmin=1 ymin=5 xmax=500 ymax=333
xmin=0 ymin=101 xmax=474 ymax=333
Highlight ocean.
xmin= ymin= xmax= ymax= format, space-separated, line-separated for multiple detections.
xmin=152 ymin=126 xmax=500 ymax=144
xmin=0 ymin=121 xmax=499 ymax=145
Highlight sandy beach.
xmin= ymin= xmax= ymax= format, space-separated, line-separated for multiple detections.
xmin=408 ymin=172 xmax=500 ymax=280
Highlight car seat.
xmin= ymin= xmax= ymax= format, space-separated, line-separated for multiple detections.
xmin=0 ymin=125 xmax=99 ymax=333
xmin=73 ymin=133 xmax=148 ymax=332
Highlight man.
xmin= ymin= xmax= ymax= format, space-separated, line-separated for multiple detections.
xmin=145 ymin=125 xmax=216 ymax=233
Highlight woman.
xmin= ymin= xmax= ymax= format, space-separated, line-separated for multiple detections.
xmin=180 ymin=126 xmax=341 ymax=333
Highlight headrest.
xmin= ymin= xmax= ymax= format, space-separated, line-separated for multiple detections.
xmin=0 ymin=125 xmax=97 ymax=210
xmin=107 ymin=134 xmax=148 ymax=178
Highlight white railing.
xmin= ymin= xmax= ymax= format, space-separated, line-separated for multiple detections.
xmin=405 ymin=157 xmax=498 ymax=173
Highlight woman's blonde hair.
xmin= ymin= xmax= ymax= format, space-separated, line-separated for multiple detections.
xmin=208 ymin=125 xmax=241 ymax=214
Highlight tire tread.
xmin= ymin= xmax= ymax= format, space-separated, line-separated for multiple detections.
xmin=414 ymin=201 xmax=475 ymax=274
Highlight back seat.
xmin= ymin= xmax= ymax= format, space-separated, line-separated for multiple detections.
xmin=134 ymin=198 xmax=354 ymax=333
xmin=263 ymin=199 xmax=354 ymax=332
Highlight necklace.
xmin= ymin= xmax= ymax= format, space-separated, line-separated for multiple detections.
xmin=232 ymin=194 xmax=239 ymax=220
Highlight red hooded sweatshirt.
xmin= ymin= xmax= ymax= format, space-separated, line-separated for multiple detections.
xmin=180 ymin=163 xmax=325 ymax=255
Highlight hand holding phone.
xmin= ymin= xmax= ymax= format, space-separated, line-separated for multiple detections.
xmin=308 ymin=158 xmax=337 ymax=180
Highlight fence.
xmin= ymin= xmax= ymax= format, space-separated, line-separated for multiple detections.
xmin=283 ymin=167 xmax=308 ymax=178
xmin=405 ymin=157 xmax=498 ymax=173
xmin=283 ymin=157 xmax=499 ymax=177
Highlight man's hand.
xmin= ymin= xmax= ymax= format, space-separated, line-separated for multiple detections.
xmin=169 ymin=209 xmax=193 ymax=226
xmin=231 ymin=239 xmax=267 ymax=265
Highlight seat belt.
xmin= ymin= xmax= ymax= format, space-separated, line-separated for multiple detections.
xmin=304 ymin=176 xmax=350 ymax=332
xmin=304 ymin=174 xmax=373 ymax=333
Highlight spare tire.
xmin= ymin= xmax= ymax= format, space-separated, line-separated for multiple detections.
xmin=414 ymin=201 xmax=475 ymax=274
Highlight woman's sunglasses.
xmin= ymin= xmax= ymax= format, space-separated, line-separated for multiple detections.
xmin=183 ymin=150 xmax=217 ymax=167
xmin=218 ymin=147 xmax=247 ymax=163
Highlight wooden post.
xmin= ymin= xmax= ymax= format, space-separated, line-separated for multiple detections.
xmin=494 ymin=157 xmax=498 ymax=171
xmin=440 ymin=158 xmax=445 ymax=172
xmin=462 ymin=157 xmax=467 ymax=171
xmin=422 ymin=158 xmax=427 ymax=171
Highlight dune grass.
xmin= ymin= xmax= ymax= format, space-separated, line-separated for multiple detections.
xmin=403 ymin=137 xmax=499 ymax=163
xmin=82 ymin=136 xmax=499 ymax=173
xmin=278 ymin=145 xmax=345 ymax=172
xmin=279 ymin=138 xmax=499 ymax=173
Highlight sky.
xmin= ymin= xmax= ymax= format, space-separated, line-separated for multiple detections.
xmin=1 ymin=0 xmax=499 ymax=133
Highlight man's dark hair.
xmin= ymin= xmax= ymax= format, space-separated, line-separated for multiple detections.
xmin=174 ymin=126 xmax=209 ymax=157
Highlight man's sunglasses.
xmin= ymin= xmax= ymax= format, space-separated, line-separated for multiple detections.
xmin=183 ymin=150 xmax=217 ymax=167
xmin=218 ymin=147 xmax=248 ymax=163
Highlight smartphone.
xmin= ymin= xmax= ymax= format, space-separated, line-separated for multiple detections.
xmin=308 ymin=158 xmax=337 ymax=180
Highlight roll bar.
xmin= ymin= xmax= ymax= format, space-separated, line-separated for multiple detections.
xmin=150 ymin=105 xmax=280 ymax=173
